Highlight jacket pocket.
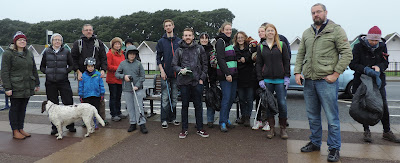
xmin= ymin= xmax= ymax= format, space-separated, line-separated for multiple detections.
xmin=11 ymin=76 xmax=24 ymax=91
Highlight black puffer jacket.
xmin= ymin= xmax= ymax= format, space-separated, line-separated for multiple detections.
xmin=172 ymin=40 xmax=208 ymax=86
xmin=256 ymin=40 xmax=290 ymax=81
xmin=40 ymin=46 xmax=75 ymax=82
xmin=71 ymin=35 xmax=107 ymax=73
xmin=349 ymin=35 xmax=389 ymax=93
xmin=234 ymin=45 xmax=255 ymax=87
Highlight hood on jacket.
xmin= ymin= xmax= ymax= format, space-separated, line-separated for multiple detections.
xmin=215 ymin=33 xmax=231 ymax=44
xmin=125 ymin=45 xmax=139 ymax=60
xmin=162 ymin=33 xmax=179 ymax=41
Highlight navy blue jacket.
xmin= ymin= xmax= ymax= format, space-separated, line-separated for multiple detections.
xmin=156 ymin=33 xmax=181 ymax=78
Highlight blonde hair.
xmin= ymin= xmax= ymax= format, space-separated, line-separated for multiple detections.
xmin=263 ymin=24 xmax=282 ymax=53
xmin=218 ymin=22 xmax=232 ymax=34
xmin=233 ymin=31 xmax=248 ymax=46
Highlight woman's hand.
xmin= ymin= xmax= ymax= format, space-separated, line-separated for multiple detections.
xmin=5 ymin=90 xmax=12 ymax=96
xmin=226 ymin=75 xmax=232 ymax=82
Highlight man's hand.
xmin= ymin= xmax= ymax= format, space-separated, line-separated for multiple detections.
xmin=124 ymin=75 xmax=131 ymax=82
xmin=5 ymin=90 xmax=12 ymax=96
xmin=324 ymin=72 xmax=340 ymax=83
xmin=226 ymin=75 xmax=232 ymax=82
xmin=372 ymin=66 xmax=380 ymax=72
xmin=295 ymin=74 xmax=304 ymax=86
xmin=77 ymin=70 xmax=83 ymax=81
xmin=133 ymin=86 xmax=138 ymax=91
xmin=34 ymin=87 xmax=40 ymax=92
xmin=160 ymin=70 xmax=167 ymax=80
xmin=240 ymin=57 xmax=245 ymax=63
xmin=100 ymin=70 xmax=105 ymax=78
xmin=199 ymin=80 xmax=203 ymax=85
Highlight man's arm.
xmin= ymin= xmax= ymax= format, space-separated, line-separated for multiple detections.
xmin=333 ymin=26 xmax=353 ymax=74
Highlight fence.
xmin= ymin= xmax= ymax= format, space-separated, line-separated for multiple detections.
xmin=386 ymin=62 xmax=400 ymax=76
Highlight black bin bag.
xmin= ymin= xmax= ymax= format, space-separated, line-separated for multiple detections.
xmin=205 ymin=84 xmax=222 ymax=111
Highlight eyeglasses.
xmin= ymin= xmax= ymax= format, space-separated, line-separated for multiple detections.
xmin=312 ymin=10 xmax=324 ymax=15
xmin=53 ymin=39 xmax=62 ymax=42
xmin=237 ymin=37 xmax=245 ymax=40
xmin=83 ymin=29 xmax=93 ymax=32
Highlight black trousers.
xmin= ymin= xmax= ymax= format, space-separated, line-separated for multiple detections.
xmin=364 ymin=86 xmax=390 ymax=132
xmin=46 ymin=80 xmax=75 ymax=129
xmin=83 ymin=96 xmax=101 ymax=113
xmin=9 ymin=98 xmax=29 ymax=130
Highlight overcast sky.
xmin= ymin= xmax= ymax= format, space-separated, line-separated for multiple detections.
xmin=1 ymin=0 xmax=399 ymax=42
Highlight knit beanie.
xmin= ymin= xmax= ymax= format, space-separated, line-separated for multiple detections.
xmin=125 ymin=38 xmax=134 ymax=45
xmin=110 ymin=37 xmax=123 ymax=49
xmin=366 ymin=26 xmax=382 ymax=41
xmin=50 ymin=33 xmax=63 ymax=44
xmin=13 ymin=31 xmax=27 ymax=44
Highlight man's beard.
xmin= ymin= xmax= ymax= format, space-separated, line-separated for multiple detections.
xmin=313 ymin=17 xmax=325 ymax=26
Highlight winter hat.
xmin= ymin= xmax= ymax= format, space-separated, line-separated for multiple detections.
xmin=110 ymin=37 xmax=123 ymax=49
xmin=366 ymin=26 xmax=382 ymax=41
xmin=13 ymin=31 xmax=27 ymax=43
xmin=125 ymin=38 xmax=134 ymax=45
xmin=50 ymin=33 xmax=63 ymax=44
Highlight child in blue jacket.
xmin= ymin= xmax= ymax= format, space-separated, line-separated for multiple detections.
xmin=79 ymin=57 xmax=105 ymax=129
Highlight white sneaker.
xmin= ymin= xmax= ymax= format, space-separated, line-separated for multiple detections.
xmin=262 ymin=122 xmax=271 ymax=131
xmin=252 ymin=121 xmax=263 ymax=130
xmin=162 ymin=121 xmax=168 ymax=129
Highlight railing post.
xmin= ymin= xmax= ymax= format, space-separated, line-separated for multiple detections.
xmin=148 ymin=62 xmax=150 ymax=74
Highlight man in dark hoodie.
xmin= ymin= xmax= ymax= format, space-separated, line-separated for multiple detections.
xmin=349 ymin=26 xmax=400 ymax=143
xmin=156 ymin=19 xmax=182 ymax=129
xmin=71 ymin=24 xmax=108 ymax=124
xmin=172 ymin=28 xmax=208 ymax=139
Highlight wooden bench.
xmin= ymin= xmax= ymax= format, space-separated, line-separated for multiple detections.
xmin=144 ymin=74 xmax=240 ymax=120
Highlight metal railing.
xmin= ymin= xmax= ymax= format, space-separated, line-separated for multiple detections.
xmin=387 ymin=62 xmax=400 ymax=76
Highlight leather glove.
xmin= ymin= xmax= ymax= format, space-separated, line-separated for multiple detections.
xmin=259 ymin=80 xmax=266 ymax=89
xmin=178 ymin=67 xmax=192 ymax=76
xmin=284 ymin=76 xmax=290 ymax=90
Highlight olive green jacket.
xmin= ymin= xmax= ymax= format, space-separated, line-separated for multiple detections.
xmin=1 ymin=47 xmax=40 ymax=98
xmin=294 ymin=20 xmax=353 ymax=80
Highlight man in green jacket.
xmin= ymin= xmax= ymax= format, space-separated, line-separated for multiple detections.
xmin=294 ymin=3 xmax=353 ymax=162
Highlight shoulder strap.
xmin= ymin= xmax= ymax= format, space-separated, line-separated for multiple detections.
xmin=79 ymin=39 xmax=100 ymax=54
xmin=218 ymin=38 xmax=226 ymax=47
xmin=260 ymin=44 xmax=263 ymax=52
xmin=78 ymin=39 xmax=83 ymax=54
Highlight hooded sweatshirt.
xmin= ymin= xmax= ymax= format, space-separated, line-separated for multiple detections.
xmin=115 ymin=46 xmax=145 ymax=91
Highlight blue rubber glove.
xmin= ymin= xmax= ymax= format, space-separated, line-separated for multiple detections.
xmin=364 ymin=67 xmax=381 ymax=88
xmin=259 ymin=80 xmax=266 ymax=89
xmin=284 ymin=76 xmax=290 ymax=90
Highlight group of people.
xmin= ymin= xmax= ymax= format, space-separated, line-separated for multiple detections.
xmin=1 ymin=3 xmax=399 ymax=162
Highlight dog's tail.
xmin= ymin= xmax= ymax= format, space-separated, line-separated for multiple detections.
xmin=93 ymin=108 xmax=106 ymax=127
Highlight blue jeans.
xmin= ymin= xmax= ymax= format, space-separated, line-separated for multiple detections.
xmin=180 ymin=84 xmax=204 ymax=131
xmin=108 ymin=84 xmax=122 ymax=117
xmin=160 ymin=78 xmax=178 ymax=122
xmin=265 ymin=83 xmax=287 ymax=118
xmin=304 ymin=79 xmax=341 ymax=150
xmin=219 ymin=80 xmax=237 ymax=124
xmin=237 ymin=87 xmax=254 ymax=117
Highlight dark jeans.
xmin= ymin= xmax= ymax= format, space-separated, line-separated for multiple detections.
xmin=363 ymin=86 xmax=390 ymax=132
xmin=9 ymin=98 xmax=29 ymax=130
xmin=82 ymin=96 xmax=101 ymax=112
xmin=265 ymin=83 xmax=287 ymax=118
xmin=45 ymin=80 xmax=74 ymax=130
xmin=237 ymin=87 xmax=254 ymax=117
xmin=108 ymin=84 xmax=122 ymax=117
xmin=160 ymin=78 xmax=178 ymax=122
xmin=180 ymin=84 xmax=204 ymax=131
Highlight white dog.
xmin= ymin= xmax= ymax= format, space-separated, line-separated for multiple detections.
xmin=41 ymin=101 xmax=105 ymax=140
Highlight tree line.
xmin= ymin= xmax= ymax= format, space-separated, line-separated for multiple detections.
xmin=0 ymin=8 xmax=236 ymax=46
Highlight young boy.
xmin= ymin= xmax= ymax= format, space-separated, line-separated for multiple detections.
xmin=78 ymin=57 xmax=105 ymax=129
xmin=115 ymin=45 xmax=148 ymax=134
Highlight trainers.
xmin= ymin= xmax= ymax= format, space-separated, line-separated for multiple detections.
xmin=207 ymin=122 xmax=214 ymax=128
xmin=179 ymin=130 xmax=188 ymax=139
xmin=327 ymin=148 xmax=340 ymax=162
xmin=382 ymin=131 xmax=400 ymax=143
xmin=262 ymin=122 xmax=271 ymax=131
xmin=140 ymin=124 xmax=148 ymax=134
xmin=162 ymin=121 xmax=168 ymax=129
xmin=363 ymin=130 xmax=372 ymax=142
xmin=173 ymin=120 xmax=180 ymax=126
xmin=197 ymin=130 xmax=209 ymax=138
xmin=127 ymin=124 xmax=136 ymax=132
xmin=227 ymin=120 xmax=235 ymax=128
xmin=220 ymin=123 xmax=228 ymax=132
xmin=111 ymin=116 xmax=121 ymax=122
xmin=104 ymin=120 xmax=110 ymax=126
xmin=118 ymin=114 xmax=128 ymax=119
xmin=300 ymin=141 xmax=320 ymax=152
xmin=252 ymin=121 xmax=263 ymax=130
xmin=50 ymin=128 xmax=57 ymax=135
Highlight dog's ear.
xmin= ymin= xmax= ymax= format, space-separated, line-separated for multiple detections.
xmin=41 ymin=101 xmax=48 ymax=113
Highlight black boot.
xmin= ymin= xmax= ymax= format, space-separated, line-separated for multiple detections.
xmin=140 ymin=124 xmax=148 ymax=134
xmin=127 ymin=124 xmax=137 ymax=132
xmin=243 ymin=116 xmax=250 ymax=127
xmin=66 ymin=123 xmax=76 ymax=132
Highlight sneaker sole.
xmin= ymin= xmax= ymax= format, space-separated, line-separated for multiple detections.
xmin=197 ymin=134 xmax=209 ymax=138
xmin=162 ymin=126 xmax=168 ymax=129
xmin=179 ymin=136 xmax=186 ymax=139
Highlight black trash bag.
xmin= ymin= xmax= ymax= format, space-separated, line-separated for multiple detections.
xmin=256 ymin=88 xmax=278 ymax=119
xmin=205 ymin=84 xmax=222 ymax=111
xmin=349 ymin=74 xmax=383 ymax=126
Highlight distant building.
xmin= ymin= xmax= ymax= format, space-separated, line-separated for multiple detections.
xmin=384 ymin=32 xmax=400 ymax=62
xmin=289 ymin=36 xmax=301 ymax=52
xmin=137 ymin=41 xmax=157 ymax=71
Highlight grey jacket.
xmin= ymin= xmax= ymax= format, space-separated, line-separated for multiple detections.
xmin=115 ymin=58 xmax=145 ymax=92
xmin=172 ymin=40 xmax=207 ymax=86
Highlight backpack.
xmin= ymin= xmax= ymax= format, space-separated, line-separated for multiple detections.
xmin=78 ymin=38 xmax=100 ymax=57
xmin=259 ymin=41 xmax=283 ymax=52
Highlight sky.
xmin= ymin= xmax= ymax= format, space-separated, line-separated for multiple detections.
xmin=1 ymin=0 xmax=399 ymax=43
